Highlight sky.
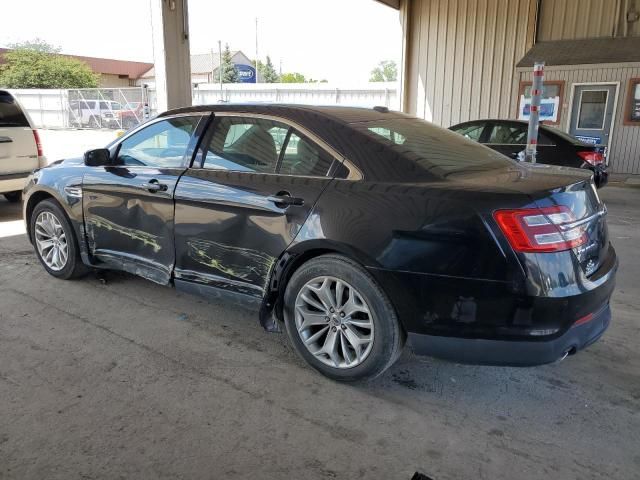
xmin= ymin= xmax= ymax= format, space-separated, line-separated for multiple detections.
xmin=1 ymin=0 xmax=402 ymax=84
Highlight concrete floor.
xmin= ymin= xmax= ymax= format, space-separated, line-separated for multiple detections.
xmin=0 ymin=186 xmax=638 ymax=480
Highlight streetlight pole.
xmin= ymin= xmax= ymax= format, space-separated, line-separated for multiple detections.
xmin=525 ymin=62 xmax=545 ymax=163
xmin=218 ymin=40 xmax=223 ymax=102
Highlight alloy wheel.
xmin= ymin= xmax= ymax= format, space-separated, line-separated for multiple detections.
xmin=34 ymin=211 xmax=68 ymax=271
xmin=294 ymin=276 xmax=375 ymax=369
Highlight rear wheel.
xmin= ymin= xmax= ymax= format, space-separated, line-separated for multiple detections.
xmin=30 ymin=199 xmax=88 ymax=279
xmin=283 ymin=254 xmax=404 ymax=382
xmin=3 ymin=191 xmax=21 ymax=203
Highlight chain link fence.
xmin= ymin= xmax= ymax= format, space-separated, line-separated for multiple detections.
xmin=9 ymin=83 xmax=397 ymax=130
xmin=9 ymin=87 xmax=152 ymax=130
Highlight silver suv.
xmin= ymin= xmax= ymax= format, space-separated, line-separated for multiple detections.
xmin=0 ymin=90 xmax=46 ymax=202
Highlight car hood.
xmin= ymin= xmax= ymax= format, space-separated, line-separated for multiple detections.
xmin=47 ymin=156 xmax=85 ymax=168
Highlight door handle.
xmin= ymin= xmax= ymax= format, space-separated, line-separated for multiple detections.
xmin=0 ymin=136 xmax=13 ymax=143
xmin=267 ymin=193 xmax=304 ymax=208
xmin=141 ymin=179 xmax=168 ymax=193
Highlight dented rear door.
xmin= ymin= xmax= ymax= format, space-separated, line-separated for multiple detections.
xmin=173 ymin=114 xmax=337 ymax=298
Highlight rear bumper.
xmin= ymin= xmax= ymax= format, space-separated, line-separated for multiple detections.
xmin=408 ymin=303 xmax=611 ymax=366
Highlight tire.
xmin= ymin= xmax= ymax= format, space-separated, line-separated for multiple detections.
xmin=3 ymin=191 xmax=21 ymax=203
xmin=283 ymin=254 xmax=405 ymax=382
xmin=30 ymin=199 xmax=88 ymax=280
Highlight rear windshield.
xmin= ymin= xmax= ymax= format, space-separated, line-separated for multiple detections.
xmin=352 ymin=117 xmax=515 ymax=177
xmin=0 ymin=92 xmax=29 ymax=127
xmin=541 ymin=124 xmax=588 ymax=146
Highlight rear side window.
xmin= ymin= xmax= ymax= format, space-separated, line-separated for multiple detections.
xmin=279 ymin=131 xmax=334 ymax=176
xmin=0 ymin=92 xmax=29 ymax=127
xmin=356 ymin=118 xmax=514 ymax=176
xmin=203 ymin=116 xmax=288 ymax=173
xmin=451 ymin=123 xmax=485 ymax=142
xmin=487 ymin=124 xmax=528 ymax=145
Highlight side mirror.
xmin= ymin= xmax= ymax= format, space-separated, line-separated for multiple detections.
xmin=84 ymin=148 xmax=111 ymax=167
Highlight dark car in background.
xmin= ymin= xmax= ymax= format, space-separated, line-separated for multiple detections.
xmin=449 ymin=119 xmax=609 ymax=188
xmin=22 ymin=105 xmax=617 ymax=381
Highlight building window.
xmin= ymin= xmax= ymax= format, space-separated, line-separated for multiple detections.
xmin=624 ymin=78 xmax=640 ymax=125
xmin=517 ymin=81 xmax=565 ymax=125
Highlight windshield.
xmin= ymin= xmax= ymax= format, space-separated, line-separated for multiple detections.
xmin=352 ymin=117 xmax=515 ymax=178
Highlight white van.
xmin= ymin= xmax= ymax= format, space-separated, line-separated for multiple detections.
xmin=0 ymin=90 xmax=46 ymax=202
xmin=68 ymin=100 xmax=123 ymax=128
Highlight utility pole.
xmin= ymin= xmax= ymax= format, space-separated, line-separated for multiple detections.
xmin=218 ymin=40 xmax=223 ymax=102
xmin=525 ymin=62 xmax=545 ymax=163
xmin=210 ymin=48 xmax=215 ymax=84
xmin=255 ymin=17 xmax=259 ymax=70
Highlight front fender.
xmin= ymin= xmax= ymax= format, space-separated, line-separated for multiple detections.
xmin=23 ymin=166 xmax=89 ymax=263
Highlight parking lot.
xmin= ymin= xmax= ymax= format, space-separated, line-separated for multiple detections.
xmin=0 ymin=185 xmax=638 ymax=479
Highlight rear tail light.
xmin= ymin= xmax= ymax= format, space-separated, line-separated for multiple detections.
xmin=577 ymin=151 xmax=604 ymax=166
xmin=494 ymin=206 xmax=587 ymax=253
xmin=32 ymin=129 xmax=43 ymax=157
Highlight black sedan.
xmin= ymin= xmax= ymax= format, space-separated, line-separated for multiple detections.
xmin=23 ymin=105 xmax=617 ymax=381
xmin=449 ymin=119 xmax=609 ymax=188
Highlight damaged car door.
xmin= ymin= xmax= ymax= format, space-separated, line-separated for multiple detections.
xmin=173 ymin=114 xmax=338 ymax=303
xmin=82 ymin=115 xmax=203 ymax=283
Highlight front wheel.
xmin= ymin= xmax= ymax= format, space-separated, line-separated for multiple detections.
xmin=283 ymin=254 xmax=404 ymax=382
xmin=30 ymin=199 xmax=88 ymax=279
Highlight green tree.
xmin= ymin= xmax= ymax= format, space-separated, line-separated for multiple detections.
xmin=280 ymin=72 xmax=306 ymax=83
xmin=256 ymin=55 xmax=279 ymax=83
xmin=8 ymin=38 xmax=59 ymax=53
xmin=0 ymin=40 xmax=98 ymax=88
xmin=220 ymin=44 xmax=238 ymax=83
xmin=369 ymin=60 xmax=397 ymax=82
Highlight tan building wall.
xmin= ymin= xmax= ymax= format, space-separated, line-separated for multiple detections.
xmin=403 ymin=0 xmax=537 ymax=126
xmin=538 ymin=0 xmax=640 ymax=40
xmin=516 ymin=63 xmax=640 ymax=174
xmin=98 ymin=73 xmax=134 ymax=88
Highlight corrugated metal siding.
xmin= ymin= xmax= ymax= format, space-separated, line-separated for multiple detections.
xmin=537 ymin=0 xmax=618 ymax=41
xmin=516 ymin=65 xmax=640 ymax=174
xmin=404 ymin=0 xmax=535 ymax=126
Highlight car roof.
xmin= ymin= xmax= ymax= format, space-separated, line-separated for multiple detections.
xmin=161 ymin=103 xmax=410 ymax=125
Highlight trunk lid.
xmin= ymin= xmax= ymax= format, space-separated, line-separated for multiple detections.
xmin=527 ymin=170 xmax=608 ymax=277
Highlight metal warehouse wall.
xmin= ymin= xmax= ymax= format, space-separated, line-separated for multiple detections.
xmin=403 ymin=0 xmax=537 ymax=126
xmin=516 ymin=64 xmax=640 ymax=174
xmin=538 ymin=0 xmax=640 ymax=40
xmin=538 ymin=0 xmax=618 ymax=40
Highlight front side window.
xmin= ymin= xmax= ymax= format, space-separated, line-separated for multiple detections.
xmin=279 ymin=131 xmax=335 ymax=177
xmin=117 ymin=117 xmax=199 ymax=168
xmin=203 ymin=117 xmax=287 ymax=173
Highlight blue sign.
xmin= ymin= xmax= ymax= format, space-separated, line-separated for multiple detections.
xmin=575 ymin=135 xmax=602 ymax=145
xmin=523 ymin=102 xmax=556 ymax=117
xmin=236 ymin=64 xmax=256 ymax=83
